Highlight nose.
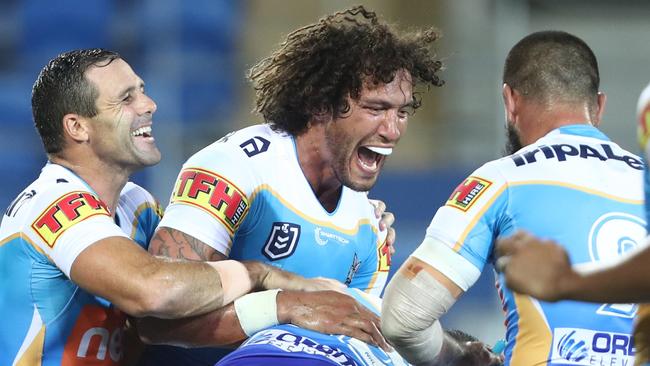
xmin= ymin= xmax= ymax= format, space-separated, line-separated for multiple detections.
xmin=378 ymin=110 xmax=404 ymax=142
xmin=140 ymin=92 xmax=157 ymax=115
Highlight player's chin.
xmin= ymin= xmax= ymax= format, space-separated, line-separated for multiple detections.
xmin=345 ymin=172 xmax=379 ymax=192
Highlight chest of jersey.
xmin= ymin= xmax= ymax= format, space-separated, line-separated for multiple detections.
xmin=231 ymin=188 xmax=379 ymax=284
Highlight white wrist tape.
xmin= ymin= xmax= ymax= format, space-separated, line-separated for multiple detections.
xmin=381 ymin=267 xmax=456 ymax=365
xmin=208 ymin=260 xmax=253 ymax=306
xmin=234 ymin=289 xmax=281 ymax=337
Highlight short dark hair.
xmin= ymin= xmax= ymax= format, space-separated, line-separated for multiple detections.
xmin=32 ymin=49 xmax=121 ymax=154
xmin=503 ymin=31 xmax=599 ymax=109
xmin=249 ymin=5 xmax=445 ymax=136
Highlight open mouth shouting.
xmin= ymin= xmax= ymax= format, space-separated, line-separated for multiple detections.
xmin=356 ymin=145 xmax=393 ymax=174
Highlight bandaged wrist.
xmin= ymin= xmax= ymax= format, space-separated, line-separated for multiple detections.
xmin=209 ymin=260 xmax=253 ymax=306
xmin=234 ymin=289 xmax=282 ymax=336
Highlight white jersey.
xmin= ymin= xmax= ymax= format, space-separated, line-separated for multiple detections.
xmin=415 ymin=125 xmax=644 ymax=366
xmin=147 ymin=124 xmax=389 ymax=365
xmin=160 ymin=124 xmax=389 ymax=292
xmin=0 ymin=163 xmax=161 ymax=365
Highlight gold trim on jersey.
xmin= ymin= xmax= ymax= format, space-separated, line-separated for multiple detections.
xmin=510 ymin=294 xmax=552 ymax=365
xmin=129 ymin=201 xmax=162 ymax=239
xmin=250 ymin=184 xmax=378 ymax=236
xmin=453 ymin=184 xmax=507 ymax=252
xmin=509 ymin=180 xmax=642 ymax=204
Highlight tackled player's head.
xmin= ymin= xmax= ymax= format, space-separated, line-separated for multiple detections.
xmin=248 ymin=5 xmax=445 ymax=137
xmin=32 ymin=49 xmax=121 ymax=155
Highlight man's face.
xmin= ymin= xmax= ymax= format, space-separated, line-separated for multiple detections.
xmin=324 ymin=70 xmax=413 ymax=191
xmin=84 ymin=58 xmax=161 ymax=171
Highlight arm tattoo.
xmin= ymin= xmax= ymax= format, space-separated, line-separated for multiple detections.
xmin=149 ymin=227 xmax=226 ymax=261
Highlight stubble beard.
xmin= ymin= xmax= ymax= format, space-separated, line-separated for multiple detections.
xmin=504 ymin=123 xmax=523 ymax=156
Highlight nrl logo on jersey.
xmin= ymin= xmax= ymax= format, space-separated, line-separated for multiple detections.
xmin=263 ymin=222 xmax=301 ymax=260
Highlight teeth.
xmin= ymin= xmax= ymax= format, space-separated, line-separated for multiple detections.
xmin=366 ymin=146 xmax=392 ymax=156
xmin=131 ymin=126 xmax=152 ymax=137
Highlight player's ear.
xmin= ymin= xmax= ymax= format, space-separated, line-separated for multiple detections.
xmin=502 ymin=83 xmax=517 ymax=123
xmin=592 ymin=92 xmax=607 ymax=127
xmin=62 ymin=113 xmax=90 ymax=143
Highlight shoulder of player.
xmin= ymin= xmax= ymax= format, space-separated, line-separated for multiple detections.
xmin=186 ymin=124 xmax=287 ymax=168
xmin=118 ymin=182 xmax=160 ymax=214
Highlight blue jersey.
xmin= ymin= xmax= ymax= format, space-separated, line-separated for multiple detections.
xmin=415 ymin=125 xmax=645 ymax=366
xmin=142 ymin=124 xmax=389 ymax=365
xmin=217 ymin=289 xmax=409 ymax=366
xmin=0 ymin=163 xmax=161 ymax=365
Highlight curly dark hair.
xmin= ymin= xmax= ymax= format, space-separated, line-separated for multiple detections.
xmin=32 ymin=49 xmax=121 ymax=154
xmin=249 ymin=5 xmax=445 ymax=136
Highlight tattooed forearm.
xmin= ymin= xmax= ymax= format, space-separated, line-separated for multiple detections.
xmin=149 ymin=227 xmax=226 ymax=261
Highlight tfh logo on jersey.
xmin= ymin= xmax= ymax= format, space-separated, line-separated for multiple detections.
xmin=446 ymin=177 xmax=492 ymax=212
xmin=171 ymin=168 xmax=249 ymax=234
xmin=32 ymin=191 xmax=110 ymax=248
xmin=263 ymin=222 xmax=301 ymax=260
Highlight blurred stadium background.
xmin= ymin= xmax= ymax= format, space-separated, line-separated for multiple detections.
xmin=1 ymin=0 xmax=649 ymax=346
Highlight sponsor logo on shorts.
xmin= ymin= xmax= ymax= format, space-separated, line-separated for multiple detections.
xmin=171 ymin=168 xmax=249 ymax=234
xmin=32 ymin=191 xmax=110 ymax=248
xmin=551 ymin=328 xmax=635 ymax=366
xmin=446 ymin=177 xmax=492 ymax=212
xmin=263 ymin=222 xmax=301 ymax=260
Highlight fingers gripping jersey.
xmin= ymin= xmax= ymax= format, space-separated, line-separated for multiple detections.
xmin=0 ymin=164 xmax=161 ymax=366
xmin=217 ymin=289 xmax=410 ymax=366
xmin=420 ymin=125 xmax=645 ymax=366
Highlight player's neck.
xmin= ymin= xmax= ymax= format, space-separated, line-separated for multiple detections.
xmin=49 ymin=152 xmax=129 ymax=214
xmin=520 ymin=103 xmax=597 ymax=146
xmin=295 ymin=128 xmax=342 ymax=212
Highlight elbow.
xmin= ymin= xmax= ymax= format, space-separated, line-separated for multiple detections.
xmin=380 ymin=304 xmax=412 ymax=346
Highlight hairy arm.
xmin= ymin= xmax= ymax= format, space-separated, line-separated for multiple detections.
xmin=71 ymin=236 xmax=227 ymax=319
xmin=139 ymin=227 xmax=388 ymax=349
xmin=497 ymin=231 xmax=650 ymax=303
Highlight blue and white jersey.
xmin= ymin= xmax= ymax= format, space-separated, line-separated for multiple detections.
xmin=160 ymin=124 xmax=389 ymax=291
xmin=416 ymin=125 xmax=645 ymax=366
xmin=148 ymin=124 xmax=389 ymax=365
xmin=217 ymin=288 xmax=409 ymax=366
xmin=0 ymin=163 xmax=161 ymax=366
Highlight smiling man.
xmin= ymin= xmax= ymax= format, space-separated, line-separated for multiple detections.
xmin=138 ymin=5 xmax=447 ymax=365
xmin=0 ymin=49 xmax=342 ymax=365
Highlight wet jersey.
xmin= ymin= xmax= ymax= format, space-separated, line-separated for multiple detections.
xmin=217 ymin=288 xmax=409 ymax=366
xmin=417 ymin=125 xmax=645 ymax=366
xmin=0 ymin=163 xmax=161 ymax=366
xmin=146 ymin=124 xmax=389 ymax=365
